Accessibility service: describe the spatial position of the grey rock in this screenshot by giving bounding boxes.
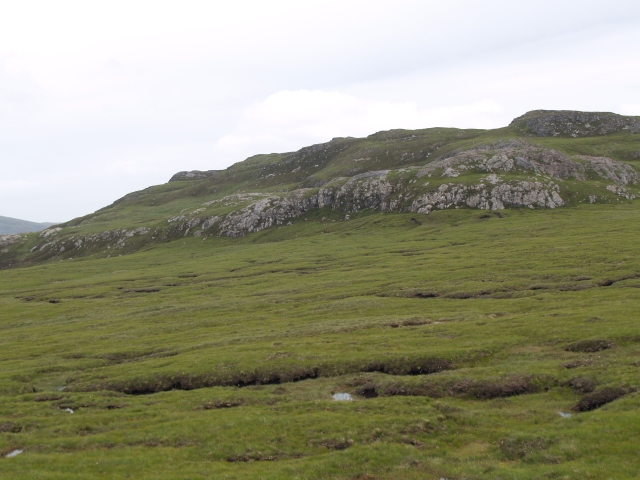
[207,172,565,237]
[39,227,62,238]
[201,216,221,230]
[410,181,563,213]
[186,218,202,229]
[417,140,585,180]
[169,170,221,182]
[29,227,151,255]
[0,234,22,248]
[511,110,640,137]
[606,184,636,199]
[576,156,639,185]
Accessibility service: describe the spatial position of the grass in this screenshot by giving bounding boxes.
[1,202,639,478]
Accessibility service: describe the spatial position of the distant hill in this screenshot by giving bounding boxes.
[0,216,56,234]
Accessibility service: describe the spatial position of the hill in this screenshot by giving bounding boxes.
[0,110,639,479]
[1,109,639,269]
[0,216,56,235]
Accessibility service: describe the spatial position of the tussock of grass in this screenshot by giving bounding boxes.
[573,386,633,411]
[565,377,597,393]
[565,339,613,352]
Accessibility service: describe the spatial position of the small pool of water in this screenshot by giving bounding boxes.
[332,393,353,401]
[558,411,572,418]
[6,449,23,458]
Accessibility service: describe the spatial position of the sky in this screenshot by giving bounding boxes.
[2,0,640,222]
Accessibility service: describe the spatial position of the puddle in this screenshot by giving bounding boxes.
[61,408,74,414]
[558,411,572,418]
[332,393,353,401]
[5,449,23,458]
[56,386,66,392]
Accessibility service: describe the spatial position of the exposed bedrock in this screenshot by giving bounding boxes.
[209,174,564,237]
[510,110,640,137]
[417,139,638,184]
[200,141,637,237]
[4,140,638,261]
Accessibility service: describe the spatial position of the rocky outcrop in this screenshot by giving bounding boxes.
[30,227,151,255]
[414,141,639,187]
[217,193,316,237]
[39,227,62,238]
[190,172,565,237]
[511,110,640,137]
[606,184,636,200]
[333,171,394,211]
[417,140,586,180]
[576,156,639,185]
[409,181,563,213]
[0,234,22,248]
[180,142,639,237]
[169,170,221,182]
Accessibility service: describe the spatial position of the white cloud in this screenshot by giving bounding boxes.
[620,104,640,116]
[217,91,503,156]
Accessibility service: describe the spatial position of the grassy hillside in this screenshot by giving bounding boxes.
[1,110,639,269]
[1,203,639,479]
[1,110,639,478]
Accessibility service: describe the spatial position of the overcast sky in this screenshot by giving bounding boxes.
[2,0,640,222]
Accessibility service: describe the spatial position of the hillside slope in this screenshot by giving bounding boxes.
[0,204,639,478]
[1,109,639,269]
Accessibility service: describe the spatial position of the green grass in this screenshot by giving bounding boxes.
[1,203,639,478]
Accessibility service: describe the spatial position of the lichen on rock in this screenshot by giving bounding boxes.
[0,234,22,248]
[510,110,640,137]
[416,140,586,180]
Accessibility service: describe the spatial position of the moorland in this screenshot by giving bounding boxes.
[1,110,639,479]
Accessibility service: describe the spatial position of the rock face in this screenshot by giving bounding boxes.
[30,227,151,255]
[175,140,635,237]
[0,234,22,248]
[204,176,565,237]
[575,156,639,185]
[410,181,564,214]
[413,140,639,185]
[511,110,640,137]
[169,170,221,182]
[606,184,636,200]
[417,140,585,180]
